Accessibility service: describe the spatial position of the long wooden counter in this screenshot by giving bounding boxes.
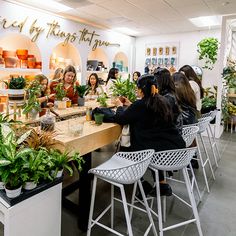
[54,116,121,156]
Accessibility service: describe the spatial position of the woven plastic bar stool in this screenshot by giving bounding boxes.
[149,147,203,236]
[201,110,221,167]
[184,117,215,193]
[87,149,157,236]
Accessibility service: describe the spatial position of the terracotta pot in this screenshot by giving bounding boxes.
[16,49,28,60]
[28,54,34,58]
[0,56,4,67]
[28,57,36,69]
[20,59,28,68]
[2,50,16,58]
[0,47,2,56]
[4,57,18,68]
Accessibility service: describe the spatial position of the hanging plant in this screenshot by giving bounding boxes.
[197,37,219,70]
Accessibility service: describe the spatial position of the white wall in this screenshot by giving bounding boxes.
[135,29,221,89]
[0,0,135,84]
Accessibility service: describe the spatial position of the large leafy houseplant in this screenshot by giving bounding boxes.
[21,147,54,186]
[222,65,236,92]
[23,80,42,116]
[111,77,137,102]
[197,37,219,70]
[0,130,32,190]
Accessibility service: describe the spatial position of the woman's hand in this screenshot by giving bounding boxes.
[123,97,132,107]
[49,94,55,99]
[114,98,123,107]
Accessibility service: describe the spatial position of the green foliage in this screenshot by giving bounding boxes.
[21,147,53,184]
[197,38,219,70]
[7,76,26,89]
[97,93,108,107]
[202,86,217,110]
[49,149,84,177]
[76,85,88,97]
[55,83,66,101]
[23,80,42,114]
[111,77,137,102]
[222,65,236,89]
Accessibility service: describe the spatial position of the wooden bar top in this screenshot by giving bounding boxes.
[54,116,121,156]
[15,100,115,125]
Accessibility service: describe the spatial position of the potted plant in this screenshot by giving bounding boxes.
[49,149,84,178]
[22,80,42,119]
[6,76,26,105]
[197,37,219,70]
[76,85,88,106]
[21,147,52,190]
[55,83,67,109]
[111,77,137,102]
[201,86,217,114]
[97,93,108,107]
[222,65,236,94]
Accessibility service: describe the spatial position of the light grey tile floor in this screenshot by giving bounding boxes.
[0,132,235,236]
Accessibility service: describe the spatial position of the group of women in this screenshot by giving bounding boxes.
[114,65,203,196]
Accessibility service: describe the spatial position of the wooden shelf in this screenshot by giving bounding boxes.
[86,71,108,74]
[228,94,236,98]
[0,68,41,73]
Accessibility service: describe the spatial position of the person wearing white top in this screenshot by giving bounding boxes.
[179,65,204,113]
[105,68,119,96]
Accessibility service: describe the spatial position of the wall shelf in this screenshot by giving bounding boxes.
[0,68,41,73]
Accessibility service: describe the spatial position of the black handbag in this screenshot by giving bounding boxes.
[181,104,197,125]
[92,107,116,123]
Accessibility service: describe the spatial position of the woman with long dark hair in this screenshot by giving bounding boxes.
[154,68,182,132]
[179,65,204,112]
[173,72,197,125]
[115,74,185,196]
[85,73,104,99]
[106,67,119,96]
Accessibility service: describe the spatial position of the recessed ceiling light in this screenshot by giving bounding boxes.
[189,15,222,27]
[113,27,139,36]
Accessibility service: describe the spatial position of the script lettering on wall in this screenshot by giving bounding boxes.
[0,16,120,50]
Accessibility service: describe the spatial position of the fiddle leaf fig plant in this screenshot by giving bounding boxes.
[197,37,219,70]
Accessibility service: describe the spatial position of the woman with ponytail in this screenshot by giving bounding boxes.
[115,74,185,196]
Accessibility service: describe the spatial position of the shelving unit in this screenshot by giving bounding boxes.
[0,68,41,73]
[228,93,236,98]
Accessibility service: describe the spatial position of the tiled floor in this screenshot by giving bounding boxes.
[61,132,236,236]
[0,132,235,235]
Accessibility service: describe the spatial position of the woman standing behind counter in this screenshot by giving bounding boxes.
[51,65,79,105]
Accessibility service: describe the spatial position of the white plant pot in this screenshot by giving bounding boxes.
[5,186,22,198]
[51,169,63,178]
[57,101,67,110]
[0,182,5,190]
[23,182,37,190]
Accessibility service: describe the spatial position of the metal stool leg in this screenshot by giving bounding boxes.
[87,176,97,236]
[206,126,219,167]
[111,184,114,229]
[154,170,164,236]
[189,164,202,201]
[209,124,221,161]
[138,180,158,236]
[183,168,203,236]
[199,134,215,180]
[195,138,210,193]
[119,185,134,236]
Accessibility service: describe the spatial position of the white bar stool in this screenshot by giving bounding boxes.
[185,117,215,193]
[149,147,203,236]
[201,110,221,167]
[87,149,157,236]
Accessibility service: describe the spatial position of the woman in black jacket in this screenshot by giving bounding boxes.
[115,74,185,196]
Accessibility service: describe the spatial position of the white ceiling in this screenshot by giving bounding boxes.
[6,0,236,36]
